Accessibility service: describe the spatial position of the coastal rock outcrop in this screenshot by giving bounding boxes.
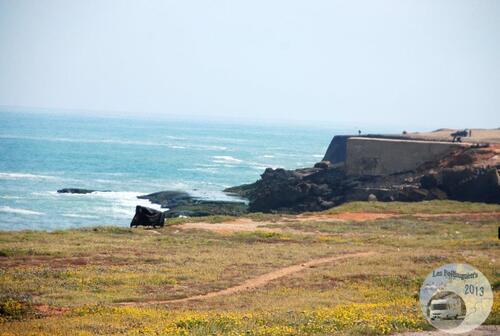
[434,167,500,203]
[227,164,359,212]
[137,191,248,218]
[57,188,110,194]
[227,146,500,213]
[137,191,191,208]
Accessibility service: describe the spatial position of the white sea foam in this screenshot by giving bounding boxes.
[31,191,59,197]
[0,135,226,151]
[246,160,277,171]
[62,214,99,219]
[0,172,59,181]
[179,167,219,174]
[94,206,134,217]
[312,154,323,158]
[212,156,242,164]
[195,163,219,168]
[251,166,270,171]
[165,135,187,140]
[262,155,275,158]
[93,179,118,184]
[199,145,228,151]
[89,191,163,218]
[39,190,163,218]
[95,172,128,176]
[0,135,163,147]
[0,206,44,216]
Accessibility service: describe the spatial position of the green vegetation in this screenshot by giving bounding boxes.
[0,200,498,335]
[322,200,500,214]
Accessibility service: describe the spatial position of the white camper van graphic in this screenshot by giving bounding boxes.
[429,292,466,321]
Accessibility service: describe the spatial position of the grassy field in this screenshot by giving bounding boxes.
[0,200,498,335]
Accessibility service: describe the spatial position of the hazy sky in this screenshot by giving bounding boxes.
[0,0,499,129]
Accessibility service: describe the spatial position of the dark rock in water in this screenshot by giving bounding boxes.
[137,190,248,218]
[130,206,165,227]
[224,183,255,199]
[165,210,212,218]
[57,188,109,194]
[163,200,247,218]
[137,191,191,208]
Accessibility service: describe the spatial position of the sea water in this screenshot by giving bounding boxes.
[0,111,353,230]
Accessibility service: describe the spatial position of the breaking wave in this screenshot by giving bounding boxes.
[62,214,99,219]
[0,206,45,216]
[212,156,243,164]
[0,172,60,181]
[0,135,227,151]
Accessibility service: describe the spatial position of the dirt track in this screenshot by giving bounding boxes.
[176,218,281,234]
[172,212,500,235]
[118,251,375,306]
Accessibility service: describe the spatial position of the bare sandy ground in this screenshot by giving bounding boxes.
[176,218,281,234]
[172,212,396,235]
[403,128,500,144]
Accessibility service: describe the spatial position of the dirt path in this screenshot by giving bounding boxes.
[412,212,500,219]
[297,212,396,222]
[174,218,282,234]
[297,211,500,222]
[172,212,399,235]
[118,251,375,307]
[172,211,500,235]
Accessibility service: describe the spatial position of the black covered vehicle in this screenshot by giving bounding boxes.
[130,206,166,228]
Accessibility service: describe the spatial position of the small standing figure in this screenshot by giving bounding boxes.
[358,130,361,136]
[469,129,472,137]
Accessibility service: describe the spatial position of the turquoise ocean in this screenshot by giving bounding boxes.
[0,111,372,230]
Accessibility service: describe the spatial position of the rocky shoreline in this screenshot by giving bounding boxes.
[226,144,500,213]
[58,134,500,218]
[137,191,247,218]
[57,188,248,218]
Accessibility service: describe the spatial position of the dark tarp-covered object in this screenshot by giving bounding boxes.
[130,206,165,227]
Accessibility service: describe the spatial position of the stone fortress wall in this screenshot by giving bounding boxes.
[344,137,467,176]
[323,134,468,176]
